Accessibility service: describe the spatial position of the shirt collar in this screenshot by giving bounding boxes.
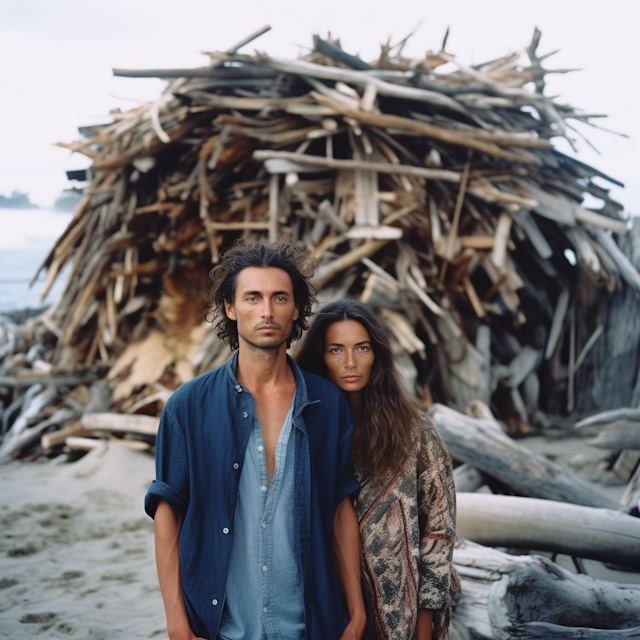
[224,350,315,418]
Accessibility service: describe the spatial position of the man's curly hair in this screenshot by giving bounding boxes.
[203,240,317,350]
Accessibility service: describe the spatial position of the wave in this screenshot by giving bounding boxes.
[0,210,73,311]
[0,208,72,251]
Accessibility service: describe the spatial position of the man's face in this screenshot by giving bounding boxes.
[224,267,300,351]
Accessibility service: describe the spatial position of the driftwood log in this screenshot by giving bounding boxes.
[429,403,615,508]
[456,492,640,569]
[576,408,640,428]
[80,412,160,436]
[453,463,488,493]
[586,420,640,450]
[508,622,640,639]
[65,436,151,452]
[453,538,640,640]
[621,462,640,511]
[0,405,79,464]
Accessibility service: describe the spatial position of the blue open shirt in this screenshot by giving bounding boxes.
[145,352,360,640]
[219,392,304,640]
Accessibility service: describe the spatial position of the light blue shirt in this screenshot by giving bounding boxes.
[218,391,304,640]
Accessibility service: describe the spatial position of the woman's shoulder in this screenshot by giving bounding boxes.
[415,412,452,468]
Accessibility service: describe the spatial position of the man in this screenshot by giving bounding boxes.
[145,241,366,640]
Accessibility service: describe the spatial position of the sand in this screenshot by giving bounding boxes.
[0,430,638,638]
[0,443,165,639]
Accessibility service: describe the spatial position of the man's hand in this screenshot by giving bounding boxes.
[334,498,366,640]
[166,617,205,640]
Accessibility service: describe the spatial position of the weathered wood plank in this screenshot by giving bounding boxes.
[81,412,159,436]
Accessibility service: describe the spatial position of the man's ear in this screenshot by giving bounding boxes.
[293,305,299,322]
[224,300,237,321]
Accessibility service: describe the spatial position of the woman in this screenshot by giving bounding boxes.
[296,300,460,640]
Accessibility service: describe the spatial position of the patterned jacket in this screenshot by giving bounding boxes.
[354,416,461,640]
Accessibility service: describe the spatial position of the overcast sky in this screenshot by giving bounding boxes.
[1,0,638,215]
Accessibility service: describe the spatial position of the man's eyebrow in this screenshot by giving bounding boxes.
[240,289,291,296]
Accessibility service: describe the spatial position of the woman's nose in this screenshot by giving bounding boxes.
[345,350,356,368]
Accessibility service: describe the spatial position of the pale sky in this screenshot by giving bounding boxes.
[1,0,638,215]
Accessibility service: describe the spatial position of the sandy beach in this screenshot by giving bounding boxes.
[0,429,638,638]
[0,443,165,639]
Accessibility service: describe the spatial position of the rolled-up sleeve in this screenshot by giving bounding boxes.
[416,418,460,612]
[144,407,190,518]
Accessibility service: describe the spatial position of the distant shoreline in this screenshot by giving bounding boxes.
[0,189,83,212]
[0,192,39,210]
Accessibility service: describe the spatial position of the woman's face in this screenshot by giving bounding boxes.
[323,319,375,394]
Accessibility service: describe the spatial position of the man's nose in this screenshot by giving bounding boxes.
[260,300,273,318]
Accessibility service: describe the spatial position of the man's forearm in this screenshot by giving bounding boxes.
[155,500,198,640]
[333,497,366,639]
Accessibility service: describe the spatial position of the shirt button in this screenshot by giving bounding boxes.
[223,528,229,534]
[261,485,267,491]
[212,599,218,605]
[258,445,264,451]
[262,522,267,528]
[233,463,239,469]
[235,384,242,392]
[243,412,248,418]
[263,607,268,613]
[262,565,268,571]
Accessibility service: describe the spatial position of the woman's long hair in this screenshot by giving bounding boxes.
[296,300,422,482]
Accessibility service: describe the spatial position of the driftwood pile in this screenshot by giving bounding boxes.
[13,29,640,425]
[1,27,640,635]
[2,28,638,448]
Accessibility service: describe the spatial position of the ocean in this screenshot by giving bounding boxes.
[0,208,73,313]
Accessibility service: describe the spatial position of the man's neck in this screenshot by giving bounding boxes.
[235,342,293,391]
